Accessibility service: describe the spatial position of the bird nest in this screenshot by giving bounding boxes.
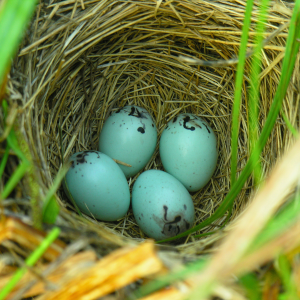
[6,0,297,255]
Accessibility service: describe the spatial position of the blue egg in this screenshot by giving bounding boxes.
[132,170,195,240]
[99,105,157,178]
[159,113,217,192]
[64,151,130,221]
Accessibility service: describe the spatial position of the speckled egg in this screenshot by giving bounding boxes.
[99,105,157,178]
[159,113,217,192]
[132,170,195,240]
[63,150,130,221]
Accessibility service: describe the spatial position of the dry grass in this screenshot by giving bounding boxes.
[6,0,298,255]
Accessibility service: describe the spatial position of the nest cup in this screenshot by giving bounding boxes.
[11,0,296,251]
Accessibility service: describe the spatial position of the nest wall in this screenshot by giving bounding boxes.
[9,0,298,252]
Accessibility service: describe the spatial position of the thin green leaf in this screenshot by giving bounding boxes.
[1,101,28,184]
[281,110,299,138]
[1,99,31,201]
[42,165,69,206]
[3,100,28,162]
[239,273,261,300]
[2,99,8,117]
[58,125,82,217]
[194,230,219,239]
[0,101,10,179]
[6,127,28,162]
[0,227,61,300]
[42,165,70,223]
[277,254,292,288]
[276,254,298,299]
[0,0,38,84]
[231,0,255,186]
[1,161,30,199]
[194,220,228,238]
[158,0,300,244]
[248,0,270,184]
[42,196,60,224]
[0,144,10,179]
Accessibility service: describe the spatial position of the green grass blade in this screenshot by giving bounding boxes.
[194,230,219,239]
[1,161,30,199]
[58,125,82,217]
[230,0,255,186]
[2,100,28,162]
[158,0,300,243]
[0,227,61,300]
[276,254,298,299]
[0,0,38,84]
[281,110,299,138]
[248,0,270,184]
[3,101,27,161]
[42,196,60,224]
[1,99,8,116]
[0,144,10,179]
[1,99,31,199]
[0,102,11,185]
[239,273,261,300]
[6,126,28,162]
[256,2,300,147]
[42,165,69,224]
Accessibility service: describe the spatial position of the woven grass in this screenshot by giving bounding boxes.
[7,0,298,255]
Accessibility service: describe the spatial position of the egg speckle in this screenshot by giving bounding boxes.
[159,113,217,192]
[99,105,157,178]
[64,150,130,221]
[132,170,195,240]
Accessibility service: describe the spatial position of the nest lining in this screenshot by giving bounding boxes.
[8,0,298,252]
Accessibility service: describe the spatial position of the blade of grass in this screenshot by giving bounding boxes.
[281,110,299,138]
[42,196,60,224]
[0,0,38,84]
[0,101,12,180]
[276,254,298,299]
[6,126,28,163]
[230,0,255,186]
[2,100,27,162]
[1,160,30,199]
[0,227,61,300]
[42,165,69,223]
[3,98,43,227]
[239,273,261,300]
[158,0,300,243]
[0,144,10,179]
[248,0,270,185]
[42,165,69,207]
[58,124,83,217]
[194,229,220,239]
[1,100,31,200]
